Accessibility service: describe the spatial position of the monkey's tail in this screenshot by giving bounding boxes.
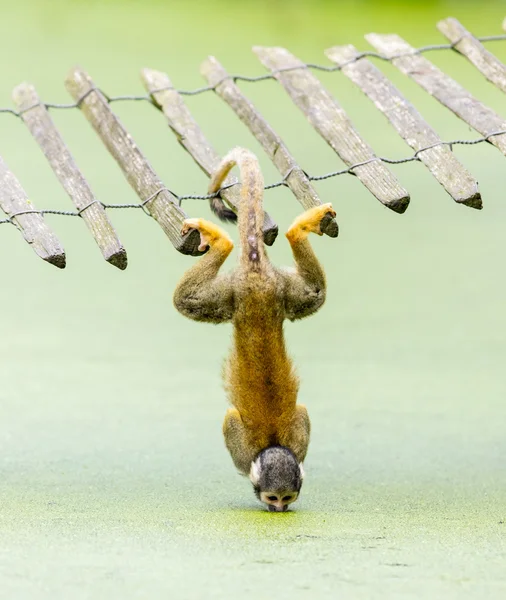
[209,147,265,271]
[209,197,238,223]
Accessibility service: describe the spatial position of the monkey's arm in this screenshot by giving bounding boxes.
[222,408,256,475]
[173,218,235,323]
[281,204,335,321]
[279,405,311,463]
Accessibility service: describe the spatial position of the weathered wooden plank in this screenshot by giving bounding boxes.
[366,34,506,155]
[12,82,127,269]
[0,154,65,267]
[325,44,481,209]
[253,46,410,214]
[65,66,202,256]
[438,18,506,95]
[200,56,338,236]
[140,67,278,246]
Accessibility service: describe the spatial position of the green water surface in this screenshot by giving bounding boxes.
[0,1,505,598]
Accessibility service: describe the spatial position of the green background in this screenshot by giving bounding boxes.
[0,0,505,598]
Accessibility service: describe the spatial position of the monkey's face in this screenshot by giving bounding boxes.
[258,490,299,512]
[249,446,304,512]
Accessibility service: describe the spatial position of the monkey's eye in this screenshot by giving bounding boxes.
[267,495,278,502]
[282,496,292,502]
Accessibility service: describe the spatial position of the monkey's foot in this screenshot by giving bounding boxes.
[181,218,234,252]
[286,203,336,241]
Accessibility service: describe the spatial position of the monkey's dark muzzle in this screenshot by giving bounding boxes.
[268,504,288,512]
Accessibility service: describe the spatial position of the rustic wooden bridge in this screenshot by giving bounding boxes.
[1,16,505,269]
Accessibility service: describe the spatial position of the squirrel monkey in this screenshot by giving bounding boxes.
[173,148,335,512]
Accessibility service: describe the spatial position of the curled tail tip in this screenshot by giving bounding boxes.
[226,145,253,156]
[222,146,259,165]
[210,197,238,223]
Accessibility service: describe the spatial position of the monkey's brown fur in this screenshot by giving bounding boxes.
[173,148,334,476]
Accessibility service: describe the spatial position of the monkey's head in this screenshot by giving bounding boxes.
[249,446,304,512]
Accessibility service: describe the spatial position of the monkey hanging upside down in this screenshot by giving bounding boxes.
[173,148,335,512]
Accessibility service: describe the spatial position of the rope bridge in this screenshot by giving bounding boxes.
[0,17,505,269]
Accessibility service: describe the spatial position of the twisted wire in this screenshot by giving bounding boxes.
[1,129,504,225]
[1,34,505,225]
[0,34,504,115]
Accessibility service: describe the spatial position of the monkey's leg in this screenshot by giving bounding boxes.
[282,204,336,321]
[280,404,311,464]
[223,408,256,475]
[173,218,235,323]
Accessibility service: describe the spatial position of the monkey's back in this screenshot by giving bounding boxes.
[223,270,300,446]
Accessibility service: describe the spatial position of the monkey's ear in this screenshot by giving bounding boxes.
[299,463,305,480]
[249,460,260,485]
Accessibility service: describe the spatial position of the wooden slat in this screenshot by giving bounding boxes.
[200,56,338,237]
[0,154,65,268]
[325,45,481,209]
[64,66,202,256]
[366,34,506,155]
[438,18,506,94]
[12,82,127,269]
[253,46,410,214]
[140,68,278,246]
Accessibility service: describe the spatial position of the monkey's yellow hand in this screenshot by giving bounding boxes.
[181,218,233,252]
[286,203,336,241]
